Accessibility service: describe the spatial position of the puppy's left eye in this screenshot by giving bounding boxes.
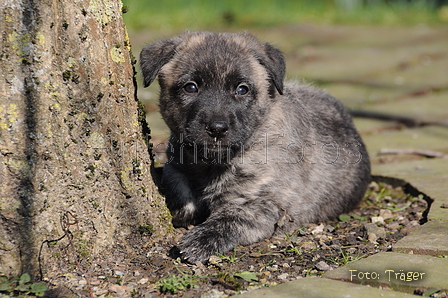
[236,84,249,96]
[184,82,198,93]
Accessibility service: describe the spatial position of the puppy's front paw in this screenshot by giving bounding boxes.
[176,225,235,264]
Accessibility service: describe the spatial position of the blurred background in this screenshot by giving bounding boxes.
[121,0,448,165]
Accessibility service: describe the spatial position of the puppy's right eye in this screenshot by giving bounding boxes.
[183,82,198,93]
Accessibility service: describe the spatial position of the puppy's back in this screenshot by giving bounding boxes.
[256,82,371,223]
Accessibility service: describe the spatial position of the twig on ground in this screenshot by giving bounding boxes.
[378,148,448,159]
[350,109,448,129]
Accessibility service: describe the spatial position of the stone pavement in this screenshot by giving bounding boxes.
[235,25,448,298]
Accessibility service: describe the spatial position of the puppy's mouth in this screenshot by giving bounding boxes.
[183,129,232,149]
[202,139,229,153]
[181,127,243,157]
[200,139,241,156]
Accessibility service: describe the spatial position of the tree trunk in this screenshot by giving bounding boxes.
[0,0,171,281]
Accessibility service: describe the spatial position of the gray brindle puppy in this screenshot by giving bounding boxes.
[140,31,371,263]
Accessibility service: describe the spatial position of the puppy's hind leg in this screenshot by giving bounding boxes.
[176,202,280,263]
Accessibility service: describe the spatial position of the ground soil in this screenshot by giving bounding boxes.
[42,180,436,298]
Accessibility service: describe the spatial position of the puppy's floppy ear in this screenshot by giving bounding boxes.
[243,32,286,95]
[139,35,183,87]
[260,42,286,95]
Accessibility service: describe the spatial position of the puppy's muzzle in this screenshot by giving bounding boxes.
[205,121,229,139]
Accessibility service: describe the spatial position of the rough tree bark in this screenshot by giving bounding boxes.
[0,0,171,282]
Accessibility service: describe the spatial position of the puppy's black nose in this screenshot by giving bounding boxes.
[206,121,229,139]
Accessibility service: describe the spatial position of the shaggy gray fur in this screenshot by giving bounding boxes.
[140,31,371,263]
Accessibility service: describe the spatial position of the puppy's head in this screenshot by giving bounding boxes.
[140,31,285,157]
